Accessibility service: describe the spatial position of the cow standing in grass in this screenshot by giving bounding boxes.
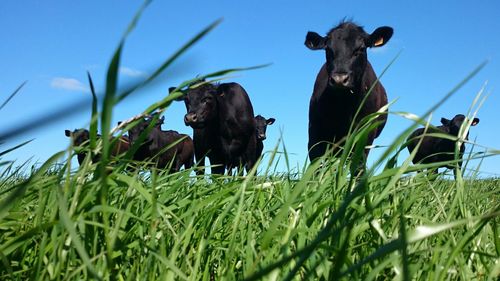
[173,82,256,174]
[305,21,393,163]
[126,116,194,172]
[407,114,480,178]
[64,129,130,165]
[254,115,275,159]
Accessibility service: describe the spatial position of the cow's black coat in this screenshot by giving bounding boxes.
[305,21,393,162]
[407,114,479,176]
[127,116,194,172]
[174,82,256,174]
[64,129,130,165]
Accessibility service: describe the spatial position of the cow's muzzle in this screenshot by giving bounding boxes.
[332,73,350,86]
[329,72,354,89]
[184,113,198,125]
[184,113,206,128]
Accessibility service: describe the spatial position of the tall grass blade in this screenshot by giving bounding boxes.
[0,81,26,111]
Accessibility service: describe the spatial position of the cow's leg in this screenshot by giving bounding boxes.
[193,137,207,175]
[184,152,194,170]
[244,136,257,174]
[173,157,183,173]
[208,153,225,175]
[195,153,206,175]
[211,163,225,175]
[218,137,247,174]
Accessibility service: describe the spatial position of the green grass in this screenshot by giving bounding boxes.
[0,4,499,280]
[0,148,498,280]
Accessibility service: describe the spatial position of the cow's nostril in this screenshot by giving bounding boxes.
[329,76,336,85]
[333,73,349,85]
[341,75,349,85]
[185,113,198,123]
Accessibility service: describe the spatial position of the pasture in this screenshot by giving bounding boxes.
[0,2,499,280]
[0,130,498,280]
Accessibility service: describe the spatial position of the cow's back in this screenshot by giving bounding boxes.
[216,83,256,166]
[217,83,255,135]
[407,126,459,165]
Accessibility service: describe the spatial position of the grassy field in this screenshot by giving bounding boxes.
[0,138,498,280]
[1,4,499,280]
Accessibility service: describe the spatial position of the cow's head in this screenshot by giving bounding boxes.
[127,115,163,145]
[305,21,393,90]
[172,83,219,129]
[440,114,479,137]
[65,129,90,146]
[255,115,275,141]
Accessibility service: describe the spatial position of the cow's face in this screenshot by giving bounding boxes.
[177,84,218,129]
[255,115,275,141]
[65,129,90,146]
[441,114,480,137]
[305,22,393,90]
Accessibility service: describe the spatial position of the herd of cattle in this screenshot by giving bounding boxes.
[65,21,480,177]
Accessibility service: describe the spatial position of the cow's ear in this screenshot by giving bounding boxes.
[305,32,327,50]
[471,118,480,126]
[266,118,276,125]
[440,117,451,126]
[368,26,393,48]
[169,87,185,101]
[65,130,71,137]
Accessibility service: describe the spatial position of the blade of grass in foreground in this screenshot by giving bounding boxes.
[0,81,26,112]
[57,186,102,280]
[116,19,223,102]
[95,2,152,277]
[0,151,64,221]
[0,10,220,142]
[0,139,33,158]
[245,61,489,281]
[87,72,99,152]
[339,210,500,278]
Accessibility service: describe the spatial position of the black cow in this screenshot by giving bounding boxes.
[305,21,393,162]
[173,82,256,174]
[127,116,194,172]
[64,129,130,165]
[254,115,275,159]
[407,114,480,177]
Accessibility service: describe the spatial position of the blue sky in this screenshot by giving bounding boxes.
[1,0,499,176]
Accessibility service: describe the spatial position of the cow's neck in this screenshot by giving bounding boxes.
[360,61,378,95]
